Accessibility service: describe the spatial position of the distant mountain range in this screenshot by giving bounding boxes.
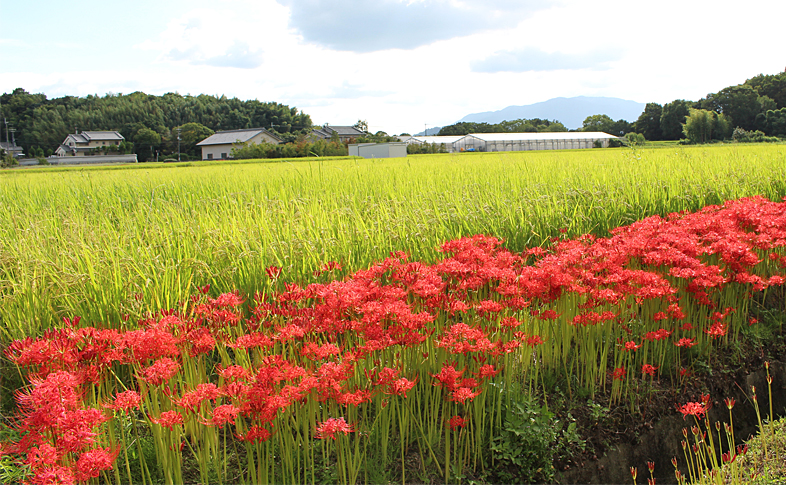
[416,96,646,135]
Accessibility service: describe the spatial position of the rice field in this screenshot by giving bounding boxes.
[1,145,785,341]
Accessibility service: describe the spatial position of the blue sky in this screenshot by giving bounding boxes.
[1,0,784,134]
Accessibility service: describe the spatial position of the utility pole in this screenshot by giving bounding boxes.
[177,127,181,162]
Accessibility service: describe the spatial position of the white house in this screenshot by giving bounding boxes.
[196,128,282,160]
[55,131,124,156]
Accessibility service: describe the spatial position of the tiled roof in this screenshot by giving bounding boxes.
[197,128,282,146]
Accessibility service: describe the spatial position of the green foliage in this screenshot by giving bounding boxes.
[682,108,716,144]
[624,132,646,146]
[231,139,347,159]
[438,118,567,136]
[0,149,17,168]
[635,103,664,141]
[407,142,447,154]
[176,122,214,158]
[356,131,399,144]
[0,88,312,159]
[756,107,786,136]
[488,397,558,483]
[661,99,694,140]
[745,71,786,109]
[700,85,763,131]
[731,127,781,143]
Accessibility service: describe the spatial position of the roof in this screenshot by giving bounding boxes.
[196,128,282,146]
[464,132,618,141]
[411,136,465,144]
[80,131,124,141]
[312,126,366,138]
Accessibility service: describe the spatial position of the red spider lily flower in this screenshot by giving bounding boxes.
[150,411,183,430]
[647,461,655,473]
[641,364,658,376]
[723,397,735,410]
[387,378,417,398]
[211,292,245,307]
[526,334,545,347]
[737,443,748,456]
[624,341,641,352]
[450,387,482,403]
[476,364,499,380]
[500,316,522,328]
[431,366,463,391]
[315,417,354,440]
[677,401,708,420]
[680,322,694,331]
[643,329,672,341]
[630,467,637,480]
[612,367,626,380]
[748,317,758,326]
[104,390,141,413]
[265,265,282,280]
[141,357,181,386]
[448,415,466,430]
[300,342,342,360]
[75,446,119,482]
[653,311,667,321]
[209,404,240,428]
[174,383,219,412]
[674,338,698,348]
[336,389,372,406]
[722,451,736,463]
[217,364,252,382]
[704,321,727,338]
[236,425,273,443]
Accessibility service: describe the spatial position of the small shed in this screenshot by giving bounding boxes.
[348,142,408,159]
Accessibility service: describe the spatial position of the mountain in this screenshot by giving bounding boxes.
[455,96,646,130]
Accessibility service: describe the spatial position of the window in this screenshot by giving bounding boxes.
[221,153,227,159]
[207,153,213,160]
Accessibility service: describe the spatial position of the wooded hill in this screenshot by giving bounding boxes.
[0,90,312,160]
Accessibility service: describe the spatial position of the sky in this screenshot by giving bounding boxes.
[1,0,784,135]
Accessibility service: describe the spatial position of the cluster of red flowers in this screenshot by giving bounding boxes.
[2,196,785,482]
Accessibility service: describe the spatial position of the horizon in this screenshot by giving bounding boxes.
[1,0,784,135]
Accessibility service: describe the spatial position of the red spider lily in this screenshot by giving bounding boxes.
[150,411,183,431]
[387,378,417,397]
[265,265,282,280]
[647,461,655,473]
[211,292,245,307]
[448,415,467,430]
[315,417,354,440]
[104,390,141,413]
[612,367,626,380]
[677,397,710,420]
[174,383,219,412]
[641,364,658,376]
[476,364,499,380]
[624,341,641,352]
[431,365,464,391]
[450,387,482,403]
[75,447,119,482]
[208,404,240,428]
[300,342,342,360]
[141,357,181,386]
[336,389,372,406]
[723,397,736,410]
[704,321,728,338]
[680,322,694,331]
[236,425,273,443]
[674,338,698,348]
[643,329,672,342]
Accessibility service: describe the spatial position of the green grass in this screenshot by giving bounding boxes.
[1,144,786,340]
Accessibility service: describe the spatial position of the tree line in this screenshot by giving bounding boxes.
[436,72,786,144]
[0,89,312,161]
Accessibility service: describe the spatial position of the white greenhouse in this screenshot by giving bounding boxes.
[454,132,619,152]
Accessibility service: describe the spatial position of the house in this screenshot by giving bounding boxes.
[0,141,24,158]
[310,125,365,143]
[196,128,282,160]
[55,131,125,156]
[348,142,408,159]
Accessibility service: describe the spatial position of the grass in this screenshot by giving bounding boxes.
[1,144,785,341]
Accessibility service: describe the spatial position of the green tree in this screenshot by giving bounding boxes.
[682,108,730,143]
[745,72,786,108]
[756,108,786,136]
[581,114,615,133]
[176,122,214,157]
[133,127,161,162]
[699,85,761,131]
[634,103,663,140]
[353,120,369,133]
[660,100,693,140]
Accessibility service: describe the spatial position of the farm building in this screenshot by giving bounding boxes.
[407,136,465,153]
[454,132,618,152]
[55,131,125,157]
[349,142,408,159]
[196,128,281,160]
